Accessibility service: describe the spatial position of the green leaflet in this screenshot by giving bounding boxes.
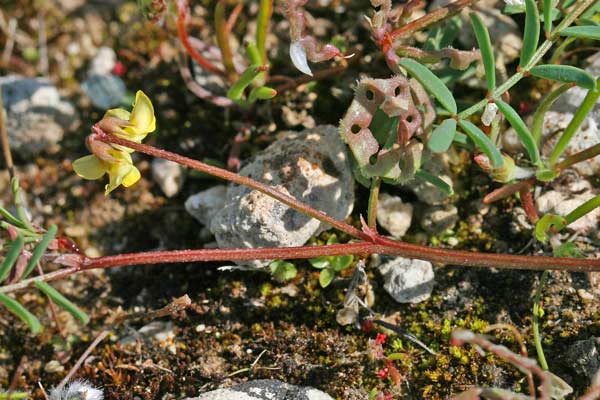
[319,268,335,288]
[530,64,595,89]
[0,234,23,282]
[559,25,600,40]
[520,0,540,68]
[458,120,504,169]
[22,224,57,279]
[35,281,90,325]
[398,58,457,114]
[494,99,542,166]
[414,169,454,196]
[428,119,457,153]
[269,260,297,282]
[469,12,495,91]
[0,293,41,334]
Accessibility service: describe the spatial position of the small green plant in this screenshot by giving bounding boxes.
[308,235,353,287]
[0,179,88,333]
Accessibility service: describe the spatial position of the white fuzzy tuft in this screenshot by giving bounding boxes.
[49,380,104,400]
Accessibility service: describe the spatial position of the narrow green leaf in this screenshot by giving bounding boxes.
[414,169,454,196]
[319,268,335,288]
[0,293,41,334]
[429,118,457,153]
[248,86,277,102]
[22,224,57,279]
[35,281,90,325]
[494,99,542,166]
[398,58,457,114]
[227,65,265,101]
[0,234,24,282]
[503,4,525,14]
[458,120,504,168]
[559,25,600,40]
[520,0,540,68]
[469,12,495,91]
[531,83,572,144]
[543,0,554,34]
[530,64,595,89]
[0,206,26,228]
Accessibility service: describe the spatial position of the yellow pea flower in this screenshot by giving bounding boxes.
[102,90,156,149]
[73,147,142,195]
[72,90,155,195]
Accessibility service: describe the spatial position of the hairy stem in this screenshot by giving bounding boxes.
[556,143,600,172]
[389,0,478,41]
[5,235,600,294]
[97,132,368,240]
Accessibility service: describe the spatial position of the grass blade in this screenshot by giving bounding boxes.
[559,25,600,40]
[428,119,457,153]
[0,293,42,333]
[458,120,504,168]
[398,58,457,114]
[22,224,57,279]
[469,12,495,91]
[0,206,26,228]
[494,99,542,166]
[530,64,595,89]
[520,0,540,68]
[0,234,24,282]
[35,281,90,325]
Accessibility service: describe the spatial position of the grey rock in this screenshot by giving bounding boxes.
[81,74,126,109]
[209,126,354,266]
[184,379,333,400]
[420,204,458,235]
[152,158,185,198]
[376,193,413,238]
[185,185,228,226]
[377,256,434,303]
[564,338,600,386]
[536,190,600,234]
[1,75,78,156]
[407,153,453,205]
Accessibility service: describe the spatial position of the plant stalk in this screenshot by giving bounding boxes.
[532,270,550,370]
[97,132,368,241]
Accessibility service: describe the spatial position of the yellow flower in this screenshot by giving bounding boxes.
[72,90,155,195]
[102,90,156,149]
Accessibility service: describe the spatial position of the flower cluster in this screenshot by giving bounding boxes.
[73,91,155,195]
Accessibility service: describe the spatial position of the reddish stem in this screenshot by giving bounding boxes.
[519,185,539,224]
[176,0,226,77]
[97,131,368,241]
[388,0,477,42]
[483,178,536,204]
